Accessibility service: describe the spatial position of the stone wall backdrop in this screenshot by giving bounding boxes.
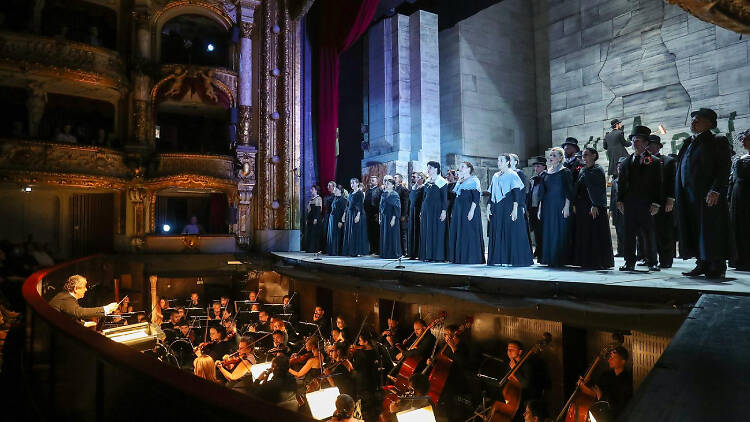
[535,0,750,169]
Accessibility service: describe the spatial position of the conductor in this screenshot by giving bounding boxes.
[49,275,118,322]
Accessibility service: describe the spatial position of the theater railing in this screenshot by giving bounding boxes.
[22,255,314,422]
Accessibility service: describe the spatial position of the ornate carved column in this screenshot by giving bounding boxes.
[236,145,257,246]
[128,186,147,251]
[25,82,47,139]
[131,9,153,147]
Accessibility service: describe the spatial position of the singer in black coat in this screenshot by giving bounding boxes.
[395,182,410,254]
[653,151,677,268]
[364,182,382,254]
[675,130,732,274]
[617,149,662,269]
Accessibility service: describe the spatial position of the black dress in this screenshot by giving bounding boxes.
[326,195,347,256]
[539,168,573,266]
[303,195,323,253]
[342,190,369,256]
[420,179,448,261]
[379,190,402,259]
[730,155,750,270]
[448,179,485,264]
[572,164,614,269]
[407,185,424,258]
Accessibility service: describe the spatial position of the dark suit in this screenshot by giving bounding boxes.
[563,156,584,181]
[49,292,105,320]
[617,152,663,267]
[527,171,546,259]
[395,184,410,254]
[654,153,677,267]
[609,176,625,256]
[675,131,732,272]
[364,186,382,254]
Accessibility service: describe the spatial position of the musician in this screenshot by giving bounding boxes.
[428,324,473,421]
[379,317,407,361]
[387,374,433,415]
[220,295,233,318]
[351,330,381,422]
[209,302,223,320]
[188,292,202,308]
[253,355,298,405]
[577,346,633,419]
[49,275,118,322]
[217,336,256,394]
[505,341,546,409]
[249,308,271,333]
[269,330,291,356]
[523,399,551,422]
[175,306,186,322]
[312,305,331,338]
[331,394,363,422]
[335,315,353,345]
[271,318,290,345]
[197,325,236,362]
[325,342,354,395]
[248,290,264,304]
[395,318,436,363]
[289,336,323,381]
[115,296,132,314]
[193,355,221,384]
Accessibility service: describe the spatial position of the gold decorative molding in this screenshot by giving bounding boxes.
[151,1,234,31]
[667,0,750,34]
[142,174,237,192]
[181,235,201,250]
[0,31,127,97]
[0,169,127,190]
[238,105,253,144]
[154,153,235,179]
[151,65,236,107]
[240,22,255,38]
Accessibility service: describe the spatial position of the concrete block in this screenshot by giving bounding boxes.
[660,14,688,43]
[682,74,719,101]
[687,14,714,33]
[663,27,716,59]
[563,14,581,35]
[565,44,602,72]
[582,62,603,85]
[693,92,750,117]
[551,105,585,129]
[548,0,580,23]
[567,82,603,108]
[718,66,750,96]
[689,43,748,79]
[582,20,613,47]
[550,69,582,94]
[716,26,745,48]
[551,92,567,111]
[550,32,582,59]
[585,99,611,123]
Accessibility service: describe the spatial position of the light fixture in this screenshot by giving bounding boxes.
[23,186,32,192]
[207,43,214,52]
[250,361,273,380]
[396,405,437,422]
[306,387,340,420]
[163,224,171,232]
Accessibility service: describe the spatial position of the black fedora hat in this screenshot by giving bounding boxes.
[610,118,622,128]
[629,125,652,141]
[647,134,663,147]
[561,137,580,151]
[690,108,718,128]
[531,156,547,166]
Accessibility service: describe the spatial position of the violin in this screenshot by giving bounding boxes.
[219,351,244,370]
[289,351,312,366]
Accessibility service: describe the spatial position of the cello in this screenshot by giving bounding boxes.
[487,333,552,422]
[423,316,473,405]
[379,311,446,422]
[556,335,624,422]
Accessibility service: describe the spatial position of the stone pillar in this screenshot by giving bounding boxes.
[25,82,47,139]
[238,20,255,145]
[365,11,440,177]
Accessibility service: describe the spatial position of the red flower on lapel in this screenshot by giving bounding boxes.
[641,155,653,165]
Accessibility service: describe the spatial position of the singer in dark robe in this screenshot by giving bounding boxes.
[445,169,458,257]
[487,154,533,266]
[364,175,382,255]
[448,161,485,264]
[303,185,323,253]
[675,108,732,279]
[538,147,573,267]
[326,185,348,256]
[573,147,614,269]
[322,181,336,253]
[407,173,425,259]
[527,157,547,259]
[610,157,627,257]
[379,178,402,259]
[395,173,410,254]
[420,161,448,262]
[342,179,369,257]
[730,129,750,270]
[648,135,677,268]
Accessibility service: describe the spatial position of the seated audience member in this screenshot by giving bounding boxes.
[55,123,77,144]
[182,215,205,235]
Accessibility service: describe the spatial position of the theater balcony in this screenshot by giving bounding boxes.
[0,30,127,102]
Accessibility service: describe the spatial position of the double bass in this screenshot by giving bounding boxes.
[556,335,623,422]
[422,316,473,405]
[487,333,552,422]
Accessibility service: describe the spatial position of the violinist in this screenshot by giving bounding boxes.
[269,330,291,357]
[249,308,271,333]
[395,318,436,363]
[188,292,202,308]
[219,295,233,317]
[576,346,632,419]
[324,342,353,395]
[289,336,323,381]
[116,296,133,314]
[175,306,186,322]
[217,337,256,394]
[270,318,290,345]
[253,355,298,405]
[209,302,223,320]
[247,290,264,305]
[312,305,331,338]
[379,317,406,361]
[335,315,353,345]
[196,325,236,362]
[351,330,380,422]
[193,355,221,384]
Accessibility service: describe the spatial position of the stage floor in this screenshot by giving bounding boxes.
[272,252,750,300]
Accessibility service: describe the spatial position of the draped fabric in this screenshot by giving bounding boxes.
[315,0,380,185]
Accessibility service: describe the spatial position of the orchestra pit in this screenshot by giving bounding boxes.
[0,1,749,422]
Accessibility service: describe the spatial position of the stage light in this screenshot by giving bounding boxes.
[163,224,171,232]
[250,361,274,380]
[24,186,32,192]
[207,43,214,52]
[396,405,437,422]
[305,387,340,420]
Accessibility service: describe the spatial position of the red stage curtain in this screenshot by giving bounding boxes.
[316,0,379,185]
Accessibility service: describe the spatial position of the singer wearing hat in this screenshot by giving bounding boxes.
[675,108,732,279]
[603,119,632,177]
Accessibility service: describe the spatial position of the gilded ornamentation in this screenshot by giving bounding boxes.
[181,235,201,250]
[667,0,750,34]
[238,105,253,145]
[134,100,150,144]
[155,153,234,179]
[240,22,255,38]
[151,1,234,31]
[152,65,236,107]
[0,31,127,95]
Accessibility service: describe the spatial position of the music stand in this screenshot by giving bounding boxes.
[185,307,204,318]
